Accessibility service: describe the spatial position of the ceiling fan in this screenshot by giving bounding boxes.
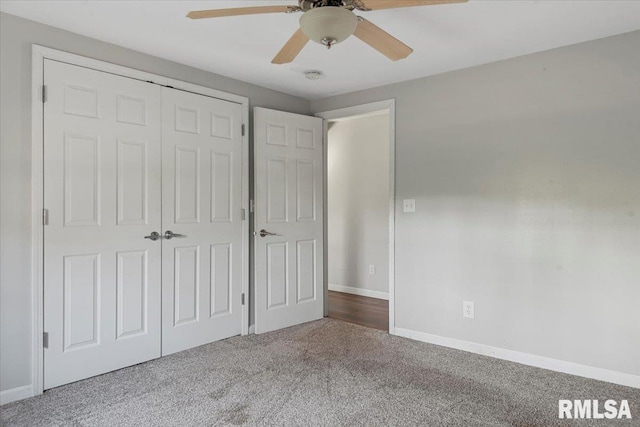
[187,0,467,64]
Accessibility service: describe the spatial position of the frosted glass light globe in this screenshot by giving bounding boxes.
[300,7,358,48]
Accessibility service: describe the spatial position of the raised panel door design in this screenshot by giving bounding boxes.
[64,84,98,118]
[117,94,147,126]
[161,87,243,356]
[211,152,232,223]
[296,240,316,303]
[211,114,233,139]
[116,250,147,339]
[174,246,200,326]
[44,59,162,390]
[175,105,200,134]
[296,160,315,222]
[64,133,100,226]
[296,128,314,149]
[254,107,323,334]
[266,123,286,146]
[267,158,287,223]
[117,140,147,225]
[63,254,100,351]
[210,244,232,317]
[267,242,288,310]
[175,147,200,224]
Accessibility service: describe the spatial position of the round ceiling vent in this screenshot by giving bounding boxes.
[304,70,324,80]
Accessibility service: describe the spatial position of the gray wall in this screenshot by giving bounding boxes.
[0,12,310,393]
[328,114,389,295]
[312,31,640,376]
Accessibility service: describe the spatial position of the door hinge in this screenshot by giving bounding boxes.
[42,85,47,103]
[43,208,49,226]
[241,124,246,136]
[241,293,246,306]
[241,208,246,221]
[249,199,254,213]
[43,332,49,349]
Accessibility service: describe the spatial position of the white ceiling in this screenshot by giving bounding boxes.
[2,0,639,100]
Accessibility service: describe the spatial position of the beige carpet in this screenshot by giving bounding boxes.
[1,319,638,426]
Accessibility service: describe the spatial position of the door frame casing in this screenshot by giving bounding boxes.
[31,45,250,396]
[315,100,396,334]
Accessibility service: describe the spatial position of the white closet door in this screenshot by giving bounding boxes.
[254,107,324,334]
[43,60,162,389]
[161,87,244,355]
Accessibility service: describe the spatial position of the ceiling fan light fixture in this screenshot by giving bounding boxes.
[299,7,358,49]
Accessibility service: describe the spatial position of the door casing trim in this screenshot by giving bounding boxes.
[315,100,396,334]
[31,44,250,397]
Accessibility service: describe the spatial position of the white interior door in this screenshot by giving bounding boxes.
[43,60,162,389]
[254,107,324,333]
[161,87,244,355]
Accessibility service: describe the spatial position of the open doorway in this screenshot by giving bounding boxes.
[318,101,395,332]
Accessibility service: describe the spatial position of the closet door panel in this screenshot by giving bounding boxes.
[161,87,243,355]
[43,60,162,389]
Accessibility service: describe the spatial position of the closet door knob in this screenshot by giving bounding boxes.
[164,230,185,240]
[144,231,161,241]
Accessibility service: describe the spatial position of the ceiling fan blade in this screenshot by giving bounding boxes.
[354,18,413,61]
[356,0,467,11]
[187,6,293,19]
[272,28,310,64]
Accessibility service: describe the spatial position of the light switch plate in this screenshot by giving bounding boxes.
[403,199,416,213]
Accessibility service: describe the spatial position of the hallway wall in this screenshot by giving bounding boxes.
[327,113,390,299]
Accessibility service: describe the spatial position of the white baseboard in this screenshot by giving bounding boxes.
[393,328,640,389]
[0,384,34,405]
[328,284,388,300]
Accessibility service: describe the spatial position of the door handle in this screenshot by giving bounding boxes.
[144,231,161,241]
[259,229,278,238]
[164,230,185,240]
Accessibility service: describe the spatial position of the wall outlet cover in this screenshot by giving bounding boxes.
[463,301,474,319]
[369,264,375,275]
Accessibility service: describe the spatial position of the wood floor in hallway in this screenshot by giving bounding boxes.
[327,291,389,331]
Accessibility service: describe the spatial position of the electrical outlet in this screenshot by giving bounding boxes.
[369,264,375,275]
[403,199,416,213]
[463,301,474,319]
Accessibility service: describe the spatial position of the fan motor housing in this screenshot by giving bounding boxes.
[299,0,357,11]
